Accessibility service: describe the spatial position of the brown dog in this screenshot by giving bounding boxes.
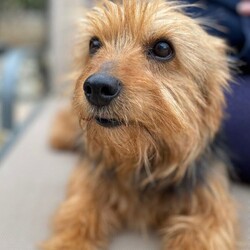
[43,0,238,249]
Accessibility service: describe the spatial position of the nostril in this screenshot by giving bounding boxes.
[85,85,92,95]
[101,85,117,96]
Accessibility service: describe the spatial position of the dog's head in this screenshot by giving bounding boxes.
[73,0,230,179]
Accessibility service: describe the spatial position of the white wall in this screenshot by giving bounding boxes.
[49,0,92,89]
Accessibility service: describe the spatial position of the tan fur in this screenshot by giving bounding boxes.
[49,107,80,150]
[42,1,238,249]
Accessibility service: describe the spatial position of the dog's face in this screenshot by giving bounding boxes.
[73,0,230,172]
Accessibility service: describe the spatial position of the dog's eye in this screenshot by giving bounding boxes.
[89,37,102,55]
[150,40,174,61]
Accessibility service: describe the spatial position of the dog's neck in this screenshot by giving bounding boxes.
[141,134,230,194]
[83,132,228,193]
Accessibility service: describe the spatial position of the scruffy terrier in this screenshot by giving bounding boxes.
[43,0,238,249]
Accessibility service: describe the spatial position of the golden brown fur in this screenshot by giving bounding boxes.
[42,0,238,249]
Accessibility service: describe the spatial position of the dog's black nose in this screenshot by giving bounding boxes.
[83,73,122,107]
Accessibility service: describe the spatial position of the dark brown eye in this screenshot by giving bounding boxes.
[150,40,174,61]
[89,37,102,55]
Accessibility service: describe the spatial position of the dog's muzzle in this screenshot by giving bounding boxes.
[83,73,122,107]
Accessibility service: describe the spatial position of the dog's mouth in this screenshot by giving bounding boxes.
[95,117,123,128]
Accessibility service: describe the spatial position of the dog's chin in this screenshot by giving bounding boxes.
[95,116,124,128]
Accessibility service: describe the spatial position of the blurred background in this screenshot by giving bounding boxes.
[0,0,92,158]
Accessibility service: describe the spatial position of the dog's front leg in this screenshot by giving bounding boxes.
[41,163,121,250]
[160,171,238,250]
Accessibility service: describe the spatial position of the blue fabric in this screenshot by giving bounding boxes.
[240,18,250,63]
[185,0,250,65]
[224,76,250,183]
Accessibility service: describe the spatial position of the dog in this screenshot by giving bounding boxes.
[42,0,238,249]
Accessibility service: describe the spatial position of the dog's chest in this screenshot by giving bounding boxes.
[97,172,173,229]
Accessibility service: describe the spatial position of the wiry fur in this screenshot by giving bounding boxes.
[42,1,238,249]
